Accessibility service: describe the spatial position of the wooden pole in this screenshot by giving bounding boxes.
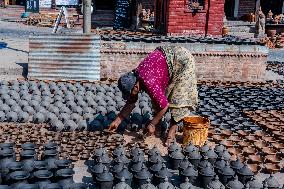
[83,0,92,33]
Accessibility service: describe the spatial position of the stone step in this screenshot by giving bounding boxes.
[228,32,256,38]
[224,20,256,27]
[227,26,255,33]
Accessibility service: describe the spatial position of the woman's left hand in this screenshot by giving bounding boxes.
[146,122,156,136]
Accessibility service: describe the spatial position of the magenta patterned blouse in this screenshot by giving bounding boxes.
[135,49,169,109]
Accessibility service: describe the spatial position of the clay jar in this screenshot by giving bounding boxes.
[33,170,53,189]
[21,150,37,172]
[55,159,72,170]
[154,164,172,185]
[115,165,133,186]
[187,149,201,168]
[199,162,215,188]
[3,161,22,183]
[207,175,225,189]
[237,164,254,184]
[230,158,244,172]
[148,152,164,167]
[247,176,263,189]
[42,150,58,170]
[7,171,30,188]
[169,148,184,170]
[96,167,114,189]
[218,161,235,185]
[178,157,190,174]
[204,148,218,164]
[90,158,104,182]
[0,148,16,170]
[43,183,62,189]
[134,164,152,187]
[181,163,198,185]
[55,168,75,187]
[226,176,244,189]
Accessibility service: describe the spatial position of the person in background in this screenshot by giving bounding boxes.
[109,45,198,146]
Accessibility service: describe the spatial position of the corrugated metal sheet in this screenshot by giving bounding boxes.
[28,34,101,81]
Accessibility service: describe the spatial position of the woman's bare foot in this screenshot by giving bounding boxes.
[164,125,177,147]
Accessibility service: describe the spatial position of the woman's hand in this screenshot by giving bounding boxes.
[108,116,122,132]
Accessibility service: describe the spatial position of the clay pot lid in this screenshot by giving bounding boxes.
[150,159,163,172]
[155,164,172,179]
[113,177,132,189]
[214,144,225,154]
[116,165,133,180]
[55,159,72,167]
[7,161,22,171]
[9,170,30,180]
[231,157,244,170]
[112,144,125,157]
[94,144,105,157]
[157,177,175,189]
[132,152,147,163]
[149,152,164,163]
[248,155,261,163]
[34,169,53,179]
[200,141,210,153]
[139,178,157,189]
[131,160,144,173]
[91,158,104,174]
[21,143,36,150]
[208,175,225,189]
[148,145,161,156]
[178,157,190,170]
[215,157,226,170]
[100,150,112,164]
[187,149,201,160]
[198,156,210,170]
[180,177,194,189]
[205,148,218,159]
[0,148,14,156]
[262,147,277,155]
[116,152,130,165]
[96,166,114,182]
[226,176,244,189]
[200,162,215,176]
[168,140,181,152]
[264,174,280,188]
[219,161,235,176]
[181,163,198,177]
[21,150,36,157]
[247,176,263,189]
[237,164,254,176]
[112,159,124,173]
[169,149,184,160]
[34,161,47,170]
[254,141,267,149]
[134,164,152,180]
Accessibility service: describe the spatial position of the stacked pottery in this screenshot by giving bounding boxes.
[134,164,152,187]
[96,166,114,189]
[199,162,215,188]
[55,168,75,187]
[180,177,195,189]
[32,170,53,189]
[157,177,175,189]
[114,165,133,186]
[207,175,225,189]
[154,164,172,185]
[90,158,105,182]
[218,161,235,185]
[226,176,244,189]
[181,163,198,185]
[237,164,254,184]
[113,177,132,189]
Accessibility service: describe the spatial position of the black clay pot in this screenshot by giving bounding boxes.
[113,177,132,189]
[134,164,152,187]
[180,177,194,189]
[0,185,9,189]
[44,143,58,151]
[214,157,226,173]
[42,150,58,170]
[3,161,22,183]
[168,141,181,154]
[263,174,280,189]
[148,145,160,157]
[33,170,53,189]
[199,162,215,188]
[16,183,40,189]
[188,149,201,168]
[111,159,124,174]
[184,142,197,156]
[55,168,74,187]
[205,148,218,165]
[112,145,125,158]
[155,164,172,185]
[148,152,164,167]
[90,158,104,182]
[157,177,175,189]
[55,159,72,170]
[21,150,36,172]
[65,183,88,189]
[96,166,114,189]
[43,183,62,189]
[7,171,30,188]
[115,165,133,186]
[131,160,144,174]
[21,143,36,151]
[169,149,184,170]
[230,158,244,172]
[181,163,198,185]
[226,176,244,189]
[219,161,235,185]
[0,148,15,170]
[34,161,48,171]
[237,165,254,184]
[178,157,191,175]
[132,152,146,165]
[149,159,163,175]
[207,175,225,189]
[247,176,263,189]
[100,150,112,168]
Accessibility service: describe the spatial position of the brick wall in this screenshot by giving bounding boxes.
[166,0,225,36]
[100,41,268,82]
[238,0,255,18]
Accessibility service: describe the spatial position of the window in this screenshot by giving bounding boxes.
[188,0,204,10]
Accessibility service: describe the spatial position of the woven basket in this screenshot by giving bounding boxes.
[183,115,210,146]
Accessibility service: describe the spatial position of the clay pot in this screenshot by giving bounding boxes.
[187,149,201,168]
[169,149,184,170]
[181,163,198,185]
[90,158,104,182]
[134,164,152,187]
[262,147,277,155]
[226,176,244,189]
[7,171,30,188]
[254,141,267,150]
[264,174,281,189]
[55,168,75,187]
[115,165,133,186]
[237,164,254,184]
[42,150,58,170]
[33,170,53,189]
[264,163,280,174]
[264,155,281,163]
[199,162,215,188]
[243,147,257,155]
[246,164,261,174]
[218,161,235,185]
[247,176,263,189]
[0,148,16,170]
[96,166,114,189]
[154,164,172,185]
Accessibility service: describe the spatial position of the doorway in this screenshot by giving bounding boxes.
[260,0,283,16]
[94,0,115,10]
[224,0,235,19]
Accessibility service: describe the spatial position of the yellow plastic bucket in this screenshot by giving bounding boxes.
[183,115,210,146]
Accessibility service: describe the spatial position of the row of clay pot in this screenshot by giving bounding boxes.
[87,141,282,189]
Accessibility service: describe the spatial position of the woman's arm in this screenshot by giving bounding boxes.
[149,104,169,126]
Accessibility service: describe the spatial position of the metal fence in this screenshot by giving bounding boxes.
[28,34,100,81]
